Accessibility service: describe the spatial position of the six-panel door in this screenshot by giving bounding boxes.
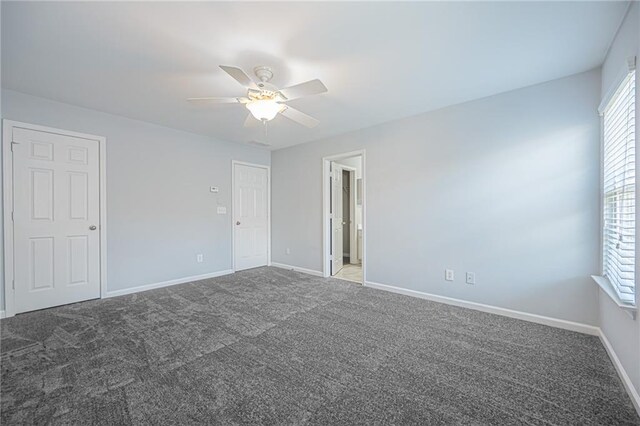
[234,164,268,271]
[332,164,344,275]
[12,127,101,314]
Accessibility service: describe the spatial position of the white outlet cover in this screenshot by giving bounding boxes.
[466,272,476,285]
[210,186,219,193]
[445,269,454,281]
[217,206,227,214]
[196,254,203,263]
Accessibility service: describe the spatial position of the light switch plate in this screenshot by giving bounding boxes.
[217,206,227,214]
[210,186,219,193]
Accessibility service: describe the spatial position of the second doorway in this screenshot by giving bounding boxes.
[330,155,363,283]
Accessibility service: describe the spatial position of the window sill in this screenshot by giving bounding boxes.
[592,275,637,320]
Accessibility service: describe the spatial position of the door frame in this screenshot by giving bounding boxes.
[231,160,271,272]
[322,150,366,284]
[2,120,107,318]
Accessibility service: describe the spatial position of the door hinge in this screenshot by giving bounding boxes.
[12,279,15,290]
[11,211,14,222]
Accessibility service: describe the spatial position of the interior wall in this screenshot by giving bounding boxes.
[598,1,640,402]
[0,89,270,309]
[272,69,601,326]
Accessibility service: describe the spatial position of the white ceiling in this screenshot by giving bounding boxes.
[1,1,629,150]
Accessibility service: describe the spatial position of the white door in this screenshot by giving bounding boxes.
[331,163,344,274]
[12,127,101,314]
[234,163,269,271]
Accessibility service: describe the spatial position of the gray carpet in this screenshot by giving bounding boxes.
[1,267,638,425]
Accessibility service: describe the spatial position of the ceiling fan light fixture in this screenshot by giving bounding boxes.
[189,65,326,128]
[246,99,282,121]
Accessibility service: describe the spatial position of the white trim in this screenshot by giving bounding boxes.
[2,120,107,318]
[0,310,5,319]
[599,329,640,417]
[592,275,637,319]
[104,269,234,298]
[271,262,323,277]
[231,161,271,272]
[599,56,636,114]
[364,280,600,336]
[322,150,366,284]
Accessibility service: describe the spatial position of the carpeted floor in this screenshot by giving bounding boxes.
[1,267,638,425]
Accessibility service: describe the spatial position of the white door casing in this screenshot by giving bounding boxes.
[11,126,102,314]
[322,150,365,284]
[233,162,269,271]
[331,163,344,275]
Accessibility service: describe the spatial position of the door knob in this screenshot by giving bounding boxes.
[89,225,97,230]
[236,221,241,225]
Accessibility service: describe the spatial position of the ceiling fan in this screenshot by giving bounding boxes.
[188,65,327,128]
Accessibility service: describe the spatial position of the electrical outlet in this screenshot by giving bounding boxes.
[210,186,219,193]
[196,254,203,263]
[216,206,226,214]
[445,269,454,281]
[466,272,475,285]
[286,248,291,255]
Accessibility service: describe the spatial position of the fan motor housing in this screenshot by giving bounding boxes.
[253,66,274,83]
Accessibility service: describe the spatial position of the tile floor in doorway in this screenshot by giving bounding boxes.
[334,263,363,283]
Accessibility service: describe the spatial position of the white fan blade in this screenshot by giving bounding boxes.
[243,113,259,128]
[280,106,320,128]
[220,65,258,90]
[278,79,327,101]
[187,97,244,104]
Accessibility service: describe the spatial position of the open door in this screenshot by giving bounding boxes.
[331,163,344,274]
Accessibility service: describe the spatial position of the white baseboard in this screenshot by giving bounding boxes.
[271,262,324,277]
[104,269,234,298]
[599,330,640,416]
[364,280,600,336]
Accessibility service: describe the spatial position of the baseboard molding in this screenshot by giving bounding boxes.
[364,280,600,336]
[104,269,234,298]
[271,262,324,277]
[599,330,640,416]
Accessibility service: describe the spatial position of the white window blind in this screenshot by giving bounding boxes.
[602,69,636,305]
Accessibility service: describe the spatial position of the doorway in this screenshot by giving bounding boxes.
[3,121,107,317]
[232,161,270,271]
[323,151,365,284]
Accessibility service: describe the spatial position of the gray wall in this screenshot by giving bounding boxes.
[598,1,640,401]
[272,69,602,326]
[1,89,270,307]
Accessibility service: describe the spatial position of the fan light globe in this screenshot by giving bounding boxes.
[246,99,281,121]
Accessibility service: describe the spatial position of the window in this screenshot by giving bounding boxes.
[602,68,636,305]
